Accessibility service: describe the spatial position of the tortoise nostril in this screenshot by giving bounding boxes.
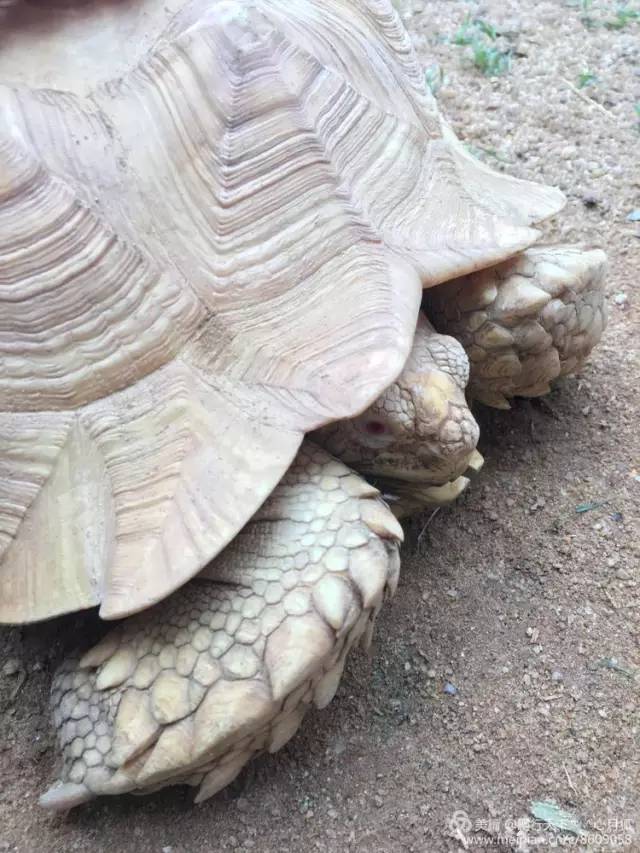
[364,420,388,436]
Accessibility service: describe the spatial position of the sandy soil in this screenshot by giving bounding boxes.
[1,1,639,851]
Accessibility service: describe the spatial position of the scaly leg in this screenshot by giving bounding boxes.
[41,442,402,809]
[424,246,607,408]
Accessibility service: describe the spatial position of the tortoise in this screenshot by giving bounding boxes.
[0,0,607,809]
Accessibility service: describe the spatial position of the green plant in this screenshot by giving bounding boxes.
[471,42,511,76]
[464,143,511,165]
[452,14,511,77]
[575,0,597,28]
[424,63,444,96]
[605,4,640,28]
[567,0,639,28]
[578,70,599,88]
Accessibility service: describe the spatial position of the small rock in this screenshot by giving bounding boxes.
[551,670,564,682]
[443,682,458,696]
[1,659,21,677]
[332,736,347,756]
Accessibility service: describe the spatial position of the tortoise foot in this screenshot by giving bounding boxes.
[425,244,608,408]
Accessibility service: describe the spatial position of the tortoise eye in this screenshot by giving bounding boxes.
[364,420,388,436]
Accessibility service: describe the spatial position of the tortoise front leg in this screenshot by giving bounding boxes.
[41,442,402,809]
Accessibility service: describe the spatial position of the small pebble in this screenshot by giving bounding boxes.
[1,659,21,677]
[443,682,458,696]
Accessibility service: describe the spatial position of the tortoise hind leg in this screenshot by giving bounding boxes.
[40,442,402,810]
[424,245,607,408]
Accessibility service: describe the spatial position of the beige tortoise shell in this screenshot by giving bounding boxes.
[0,0,564,623]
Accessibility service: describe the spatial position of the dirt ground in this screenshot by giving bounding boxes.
[1,1,639,851]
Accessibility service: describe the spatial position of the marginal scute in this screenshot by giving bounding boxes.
[0,417,112,623]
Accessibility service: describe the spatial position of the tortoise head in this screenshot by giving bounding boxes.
[314,315,481,504]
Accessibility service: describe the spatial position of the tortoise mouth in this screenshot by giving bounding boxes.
[0,0,179,95]
[369,448,484,495]
[356,446,479,488]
